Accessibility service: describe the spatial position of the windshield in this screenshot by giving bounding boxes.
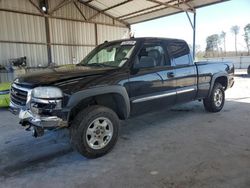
[79,41,136,68]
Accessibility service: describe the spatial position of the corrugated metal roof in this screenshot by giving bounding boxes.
[0,0,41,14]
[106,0,158,17]
[89,0,125,10]
[81,0,229,25]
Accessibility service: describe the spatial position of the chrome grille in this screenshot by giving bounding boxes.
[10,84,29,107]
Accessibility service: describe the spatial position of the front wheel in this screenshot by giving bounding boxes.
[203,83,225,112]
[70,105,120,158]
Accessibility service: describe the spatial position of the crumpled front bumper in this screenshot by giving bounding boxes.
[10,101,68,129]
[19,109,67,128]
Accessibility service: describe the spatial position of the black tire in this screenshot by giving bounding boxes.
[70,105,120,158]
[247,65,250,75]
[203,83,225,113]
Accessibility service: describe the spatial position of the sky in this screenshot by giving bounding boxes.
[131,0,250,52]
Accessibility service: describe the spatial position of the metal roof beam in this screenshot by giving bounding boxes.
[185,11,194,29]
[147,0,193,13]
[49,0,74,15]
[118,0,193,20]
[28,0,44,15]
[181,0,195,11]
[0,7,127,27]
[79,1,129,26]
[117,4,161,19]
[121,0,194,21]
[88,0,133,21]
[80,0,93,3]
[122,6,168,20]
[73,1,87,20]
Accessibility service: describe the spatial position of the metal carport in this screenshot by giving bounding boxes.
[85,0,229,58]
[0,0,229,68]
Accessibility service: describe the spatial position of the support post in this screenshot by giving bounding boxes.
[45,0,52,65]
[185,11,196,60]
[94,23,98,45]
[193,11,196,60]
[45,17,52,65]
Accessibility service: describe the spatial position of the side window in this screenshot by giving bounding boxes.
[167,41,191,66]
[134,43,170,68]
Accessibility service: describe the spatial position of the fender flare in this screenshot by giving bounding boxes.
[65,85,130,120]
[208,72,228,96]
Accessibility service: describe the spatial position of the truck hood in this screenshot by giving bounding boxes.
[14,66,115,87]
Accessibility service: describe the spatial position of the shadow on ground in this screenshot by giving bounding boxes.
[0,97,249,188]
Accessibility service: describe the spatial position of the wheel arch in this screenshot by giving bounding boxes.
[209,73,228,96]
[66,86,130,123]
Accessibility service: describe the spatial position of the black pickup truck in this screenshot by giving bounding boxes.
[10,37,234,158]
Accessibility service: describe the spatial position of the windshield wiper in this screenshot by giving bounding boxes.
[76,63,105,67]
[88,63,106,67]
[86,63,117,68]
[116,57,129,61]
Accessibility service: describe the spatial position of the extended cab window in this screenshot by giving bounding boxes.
[167,41,191,66]
[134,43,169,68]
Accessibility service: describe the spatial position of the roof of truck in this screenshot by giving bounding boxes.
[104,37,187,44]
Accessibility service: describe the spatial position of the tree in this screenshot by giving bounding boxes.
[220,31,226,54]
[243,24,250,55]
[230,25,240,55]
[205,34,220,57]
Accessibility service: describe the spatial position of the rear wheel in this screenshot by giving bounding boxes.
[70,105,120,158]
[203,83,225,112]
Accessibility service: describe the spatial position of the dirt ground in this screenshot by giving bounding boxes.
[0,74,250,188]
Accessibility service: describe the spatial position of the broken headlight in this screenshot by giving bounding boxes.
[31,87,63,116]
[32,87,63,99]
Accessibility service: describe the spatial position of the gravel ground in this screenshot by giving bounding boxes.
[0,75,250,188]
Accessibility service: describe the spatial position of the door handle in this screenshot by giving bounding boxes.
[167,72,175,78]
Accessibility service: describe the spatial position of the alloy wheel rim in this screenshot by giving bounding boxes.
[86,117,113,150]
[214,89,223,107]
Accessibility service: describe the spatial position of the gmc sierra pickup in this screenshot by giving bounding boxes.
[10,37,234,158]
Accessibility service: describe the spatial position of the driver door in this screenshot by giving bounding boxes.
[128,40,176,115]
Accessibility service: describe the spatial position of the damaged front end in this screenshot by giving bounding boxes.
[9,83,68,137]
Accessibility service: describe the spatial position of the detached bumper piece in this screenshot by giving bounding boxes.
[19,109,67,128]
[19,109,67,137]
[10,101,68,137]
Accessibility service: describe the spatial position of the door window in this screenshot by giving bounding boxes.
[134,43,169,68]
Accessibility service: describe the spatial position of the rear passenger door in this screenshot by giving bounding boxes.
[166,41,197,103]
